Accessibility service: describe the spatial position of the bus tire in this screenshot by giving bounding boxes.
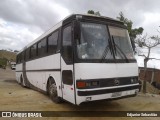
[47,79,62,103]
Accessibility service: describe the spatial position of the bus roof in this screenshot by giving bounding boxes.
[18,14,123,54]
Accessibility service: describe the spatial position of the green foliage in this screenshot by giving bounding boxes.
[117,12,133,34]
[130,27,144,40]
[117,12,144,50]
[0,50,16,61]
[87,10,95,14]
[117,12,143,38]
[87,10,101,16]
[0,58,7,68]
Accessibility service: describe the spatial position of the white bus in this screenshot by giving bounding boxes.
[16,14,141,105]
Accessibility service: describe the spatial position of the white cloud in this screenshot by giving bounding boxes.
[0,0,71,50]
[136,46,160,69]
[0,0,160,53]
[143,12,160,25]
[141,12,160,36]
[0,19,41,50]
[51,2,70,20]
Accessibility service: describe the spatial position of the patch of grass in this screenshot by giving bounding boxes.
[0,58,7,68]
[0,50,16,61]
[0,50,16,69]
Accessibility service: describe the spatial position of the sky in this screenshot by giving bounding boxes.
[135,46,160,69]
[0,0,160,51]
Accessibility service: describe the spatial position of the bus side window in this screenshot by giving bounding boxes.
[24,50,26,61]
[19,54,21,63]
[21,52,24,62]
[30,44,37,59]
[41,38,47,56]
[17,55,19,63]
[62,70,73,85]
[16,55,18,64]
[26,48,30,61]
[37,41,41,56]
[38,38,47,57]
[19,53,21,63]
[47,31,58,54]
[62,25,73,64]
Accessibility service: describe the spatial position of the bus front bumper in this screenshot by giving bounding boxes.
[76,84,140,105]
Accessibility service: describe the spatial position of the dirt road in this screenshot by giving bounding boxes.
[0,68,160,120]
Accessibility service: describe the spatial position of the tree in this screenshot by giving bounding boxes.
[135,34,160,93]
[87,10,95,14]
[94,11,101,16]
[117,12,144,52]
[87,10,101,16]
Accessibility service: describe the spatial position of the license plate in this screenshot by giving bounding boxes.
[111,92,122,98]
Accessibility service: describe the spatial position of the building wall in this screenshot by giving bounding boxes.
[155,71,160,83]
[139,67,160,84]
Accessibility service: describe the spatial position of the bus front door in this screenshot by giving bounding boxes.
[61,24,75,104]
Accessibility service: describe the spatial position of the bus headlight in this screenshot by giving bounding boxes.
[131,78,138,84]
[77,80,99,89]
[77,81,86,89]
[86,81,99,87]
[131,78,134,83]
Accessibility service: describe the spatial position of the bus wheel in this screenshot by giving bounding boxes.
[48,80,62,103]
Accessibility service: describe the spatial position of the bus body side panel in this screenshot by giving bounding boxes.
[15,63,23,83]
[24,53,61,96]
[74,63,139,105]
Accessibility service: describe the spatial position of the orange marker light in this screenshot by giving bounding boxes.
[77,81,86,88]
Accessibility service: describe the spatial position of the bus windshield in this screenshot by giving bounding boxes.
[77,22,113,60]
[76,22,135,61]
[108,26,135,60]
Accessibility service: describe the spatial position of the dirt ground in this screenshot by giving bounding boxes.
[0,68,160,120]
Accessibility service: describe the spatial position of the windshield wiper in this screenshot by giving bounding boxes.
[100,38,113,62]
[100,45,109,62]
[112,36,117,55]
[111,36,129,63]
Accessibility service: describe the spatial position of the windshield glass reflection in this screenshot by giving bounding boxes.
[108,26,135,60]
[77,22,113,59]
[76,22,135,61]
